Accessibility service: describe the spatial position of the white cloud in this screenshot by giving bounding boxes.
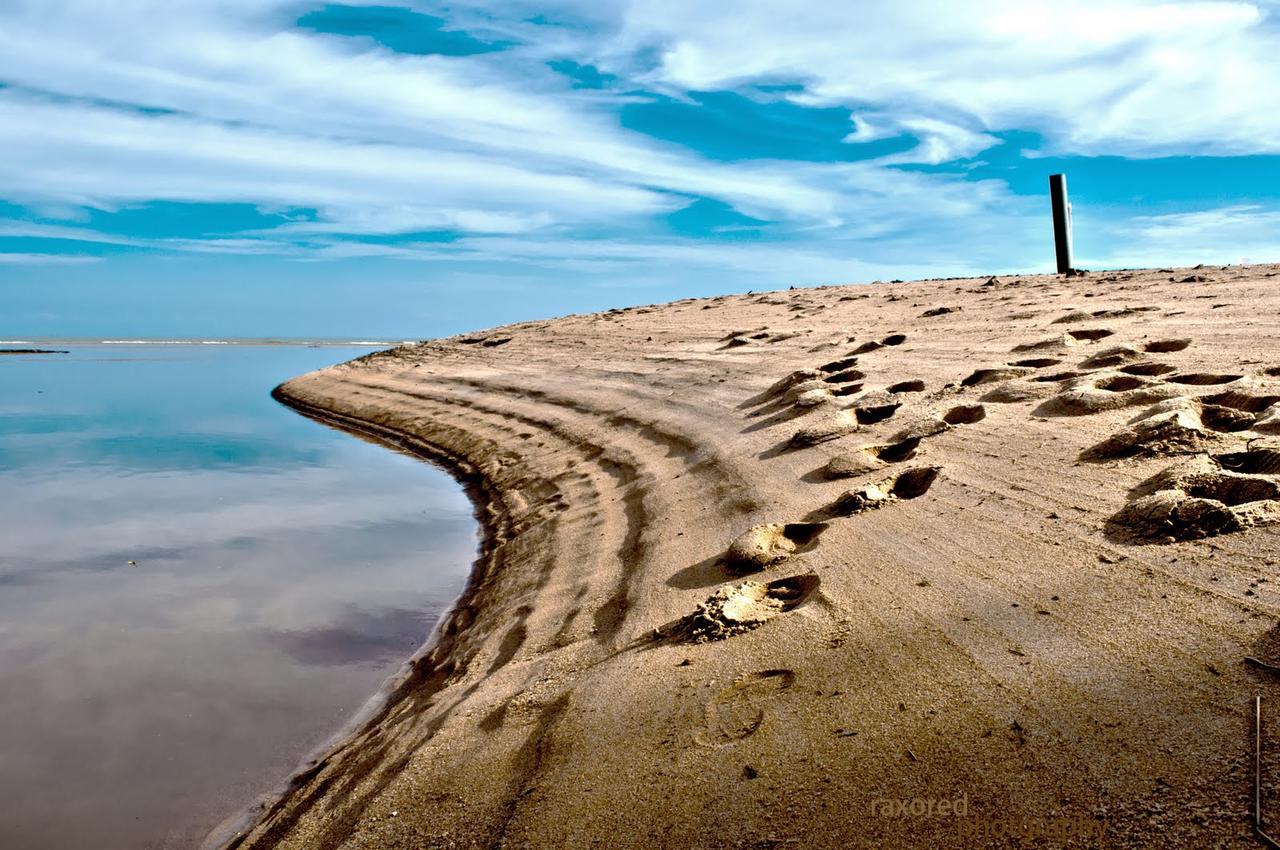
[844,115,1001,165]
[1,0,1278,280]
[0,0,1045,255]
[0,91,671,230]
[1082,205,1280,267]
[0,1,867,233]
[613,0,1280,157]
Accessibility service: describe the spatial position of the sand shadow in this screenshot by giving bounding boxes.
[740,405,811,434]
[666,553,731,590]
[800,465,835,484]
[758,440,806,461]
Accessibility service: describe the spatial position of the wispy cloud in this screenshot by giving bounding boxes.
[0,252,101,265]
[610,0,1280,157]
[0,1,1037,256]
[1083,205,1280,267]
[1,0,1279,288]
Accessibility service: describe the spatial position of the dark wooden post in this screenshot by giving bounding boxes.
[1049,173,1074,274]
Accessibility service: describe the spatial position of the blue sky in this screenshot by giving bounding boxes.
[3,1,1280,339]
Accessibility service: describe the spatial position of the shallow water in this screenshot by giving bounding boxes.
[0,346,476,849]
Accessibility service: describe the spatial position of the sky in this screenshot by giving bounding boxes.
[3,0,1280,339]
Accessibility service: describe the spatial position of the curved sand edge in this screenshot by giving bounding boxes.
[227,265,1280,848]
[203,386,506,850]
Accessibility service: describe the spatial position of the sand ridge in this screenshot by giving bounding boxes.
[226,264,1280,848]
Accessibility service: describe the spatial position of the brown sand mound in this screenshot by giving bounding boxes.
[789,410,860,447]
[1011,333,1078,352]
[1036,372,1181,416]
[725,522,827,573]
[942,404,986,425]
[1078,345,1144,369]
[960,365,1034,387]
[1082,400,1226,460]
[1108,456,1280,542]
[821,437,921,478]
[1119,361,1176,376]
[981,382,1055,403]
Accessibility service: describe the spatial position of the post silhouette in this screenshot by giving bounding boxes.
[1049,173,1073,274]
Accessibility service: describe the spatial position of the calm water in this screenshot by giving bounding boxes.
[0,346,476,849]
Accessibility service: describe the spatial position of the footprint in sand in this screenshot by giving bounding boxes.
[1082,398,1239,460]
[1067,328,1114,342]
[820,437,922,479]
[1078,345,1145,369]
[1086,389,1280,461]
[961,366,1035,387]
[830,382,867,398]
[1205,388,1280,416]
[849,333,906,355]
[785,392,903,449]
[820,466,941,518]
[725,522,828,573]
[1010,328,1113,353]
[819,355,860,373]
[823,368,867,385]
[1034,373,1179,416]
[851,394,902,425]
[1143,338,1191,353]
[666,575,821,643]
[887,379,925,393]
[1107,453,1280,542]
[698,669,796,747]
[943,404,986,425]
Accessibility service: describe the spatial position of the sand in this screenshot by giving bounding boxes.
[225,264,1280,848]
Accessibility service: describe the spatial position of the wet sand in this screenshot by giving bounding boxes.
[229,264,1280,848]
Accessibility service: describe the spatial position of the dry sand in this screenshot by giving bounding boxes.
[225,264,1280,848]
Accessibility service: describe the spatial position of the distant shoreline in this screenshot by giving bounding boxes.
[0,339,407,347]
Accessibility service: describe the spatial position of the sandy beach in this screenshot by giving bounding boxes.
[227,264,1280,848]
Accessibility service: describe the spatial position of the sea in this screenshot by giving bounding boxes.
[0,342,476,849]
